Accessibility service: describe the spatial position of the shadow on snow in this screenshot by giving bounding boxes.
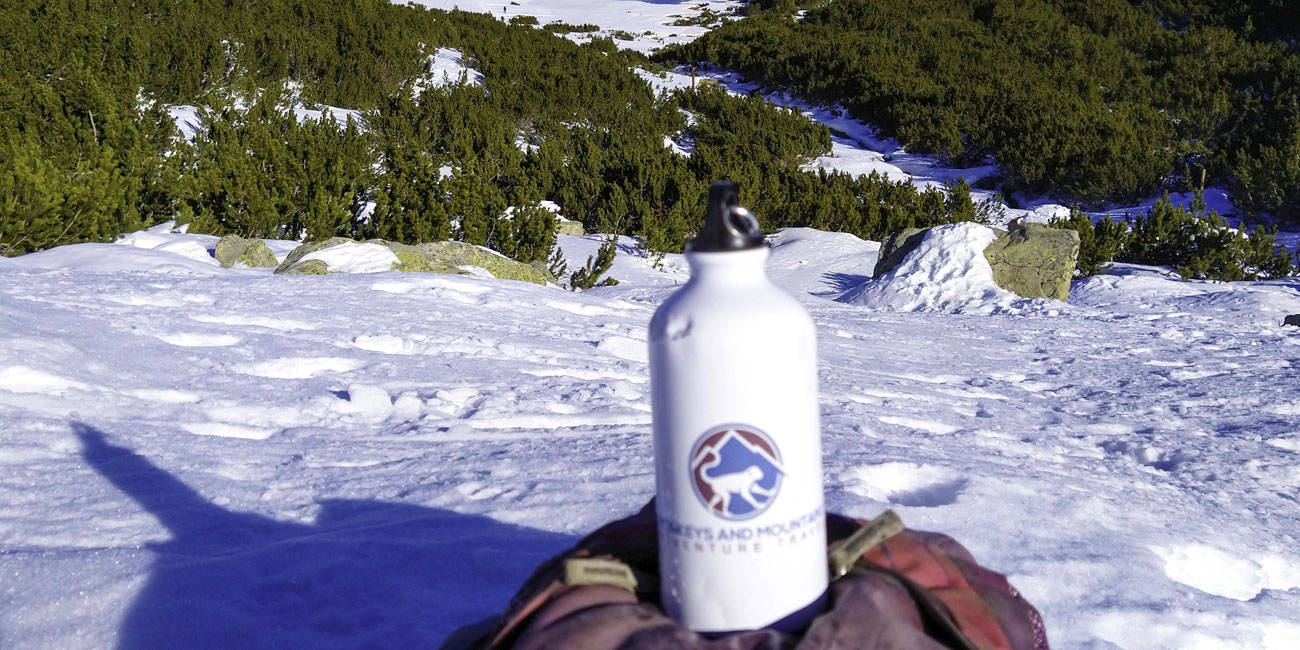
[820,271,872,294]
[74,422,578,650]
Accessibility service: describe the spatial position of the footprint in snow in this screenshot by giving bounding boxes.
[1098,439,1195,472]
[542,298,613,317]
[370,277,490,306]
[371,276,492,296]
[595,335,648,364]
[105,293,191,308]
[845,462,968,508]
[456,481,508,501]
[1152,544,1300,601]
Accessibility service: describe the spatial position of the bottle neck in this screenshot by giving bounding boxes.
[684,246,771,286]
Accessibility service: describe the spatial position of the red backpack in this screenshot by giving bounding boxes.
[452,500,1049,650]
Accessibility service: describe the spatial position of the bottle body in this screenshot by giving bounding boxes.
[649,247,827,633]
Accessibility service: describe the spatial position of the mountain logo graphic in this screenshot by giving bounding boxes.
[689,425,785,520]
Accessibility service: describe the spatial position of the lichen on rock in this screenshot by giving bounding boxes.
[279,259,330,275]
[274,238,552,285]
[982,222,1079,301]
[215,235,277,268]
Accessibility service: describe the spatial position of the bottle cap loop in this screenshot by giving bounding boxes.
[688,181,766,252]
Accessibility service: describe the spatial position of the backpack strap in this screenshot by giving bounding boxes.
[563,557,655,594]
[828,509,905,578]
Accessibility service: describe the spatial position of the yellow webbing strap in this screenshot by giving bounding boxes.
[563,557,640,593]
[827,510,906,579]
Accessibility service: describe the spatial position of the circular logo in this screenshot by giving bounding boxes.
[689,425,785,521]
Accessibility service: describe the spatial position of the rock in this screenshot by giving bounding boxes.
[1285,314,1300,327]
[276,238,552,285]
[873,228,927,277]
[390,247,440,273]
[214,235,277,268]
[279,259,330,275]
[982,221,1079,301]
[402,241,552,285]
[556,217,584,237]
[274,237,354,274]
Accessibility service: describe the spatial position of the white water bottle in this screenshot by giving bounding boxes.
[649,181,827,633]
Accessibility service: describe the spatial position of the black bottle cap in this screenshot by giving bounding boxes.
[687,181,765,252]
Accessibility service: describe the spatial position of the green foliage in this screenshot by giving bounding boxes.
[544,22,600,34]
[1051,209,1132,277]
[546,242,568,280]
[670,8,735,28]
[0,0,986,262]
[495,202,557,264]
[364,89,450,243]
[943,178,977,224]
[1051,192,1296,280]
[0,70,170,254]
[659,0,1300,218]
[569,237,620,290]
[185,92,373,240]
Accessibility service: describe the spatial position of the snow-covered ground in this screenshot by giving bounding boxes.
[408,0,745,53]
[6,3,1299,649]
[3,222,1300,650]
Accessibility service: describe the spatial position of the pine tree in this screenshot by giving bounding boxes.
[569,236,620,290]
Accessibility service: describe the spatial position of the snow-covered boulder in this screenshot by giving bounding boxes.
[841,222,1023,313]
[873,222,1078,301]
[214,235,278,268]
[275,237,358,274]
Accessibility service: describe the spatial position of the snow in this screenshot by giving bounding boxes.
[4,222,1300,650]
[414,47,484,95]
[764,227,881,297]
[166,91,364,145]
[291,104,364,126]
[1,242,230,275]
[408,0,745,53]
[167,105,204,142]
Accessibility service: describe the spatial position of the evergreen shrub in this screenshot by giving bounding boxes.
[1051,192,1296,281]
